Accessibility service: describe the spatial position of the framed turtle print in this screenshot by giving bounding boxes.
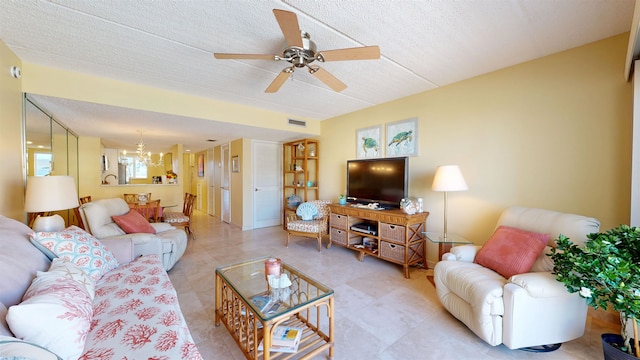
[386,117,418,157]
[356,125,382,158]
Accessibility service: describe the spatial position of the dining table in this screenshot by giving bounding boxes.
[126,199,162,222]
[126,199,178,222]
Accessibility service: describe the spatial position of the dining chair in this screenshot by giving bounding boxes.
[73,195,92,230]
[133,199,161,223]
[164,193,196,239]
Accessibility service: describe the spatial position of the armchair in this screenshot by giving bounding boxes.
[78,198,187,271]
[286,200,331,252]
[433,206,600,350]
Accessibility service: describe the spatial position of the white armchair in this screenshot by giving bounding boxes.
[434,206,600,350]
[78,198,187,271]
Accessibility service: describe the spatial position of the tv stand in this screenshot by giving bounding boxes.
[328,204,429,278]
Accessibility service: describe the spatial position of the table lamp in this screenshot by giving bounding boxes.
[25,176,79,232]
[431,165,468,241]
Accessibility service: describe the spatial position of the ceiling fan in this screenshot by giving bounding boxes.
[214,9,380,93]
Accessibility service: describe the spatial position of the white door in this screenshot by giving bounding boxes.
[221,144,231,224]
[253,140,282,228]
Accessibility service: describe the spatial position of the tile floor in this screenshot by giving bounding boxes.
[169,211,618,360]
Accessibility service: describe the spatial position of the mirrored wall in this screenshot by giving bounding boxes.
[24,95,79,224]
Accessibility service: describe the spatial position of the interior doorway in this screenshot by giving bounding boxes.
[252,140,282,228]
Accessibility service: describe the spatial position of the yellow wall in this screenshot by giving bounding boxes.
[20,63,321,136]
[321,33,632,264]
[213,146,222,217]
[241,139,253,230]
[1,34,633,237]
[193,150,208,212]
[0,40,24,220]
[230,139,244,228]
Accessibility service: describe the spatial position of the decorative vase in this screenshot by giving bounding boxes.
[602,333,638,360]
[339,198,346,205]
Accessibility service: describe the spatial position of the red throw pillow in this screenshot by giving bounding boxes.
[112,210,155,234]
[474,226,549,278]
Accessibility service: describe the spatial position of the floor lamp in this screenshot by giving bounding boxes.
[25,176,79,232]
[431,165,468,242]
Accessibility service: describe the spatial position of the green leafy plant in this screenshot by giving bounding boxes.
[338,194,346,200]
[550,225,640,356]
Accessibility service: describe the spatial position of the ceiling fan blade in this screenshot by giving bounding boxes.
[318,46,381,62]
[214,53,276,60]
[265,68,293,93]
[311,67,347,92]
[273,9,302,48]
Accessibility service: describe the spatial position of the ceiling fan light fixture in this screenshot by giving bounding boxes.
[214,8,380,93]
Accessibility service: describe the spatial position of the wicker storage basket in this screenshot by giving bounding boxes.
[380,241,405,262]
[330,214,348,229]
[330,228,347,246]
[379,223,405,244]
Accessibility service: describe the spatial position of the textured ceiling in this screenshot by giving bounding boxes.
[0,0,635,153]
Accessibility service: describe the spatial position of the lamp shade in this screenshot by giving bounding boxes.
[431,165,469,192]
[24,176,79,213]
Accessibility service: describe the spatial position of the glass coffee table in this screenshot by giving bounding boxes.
[215,257,334,359]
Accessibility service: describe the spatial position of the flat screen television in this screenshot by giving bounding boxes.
[346,157,408,209]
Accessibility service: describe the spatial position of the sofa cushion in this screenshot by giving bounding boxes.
[0,216,50,309]
[474,226,549,278]
[0,336,62,360]
[30,226,119,281]
[112,210,156,234]
[6,259,94,360]
[82,255,201,359]
[43,258,96,300]
[0,304,10,337]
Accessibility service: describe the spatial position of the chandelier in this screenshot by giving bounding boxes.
[121,131,164,167]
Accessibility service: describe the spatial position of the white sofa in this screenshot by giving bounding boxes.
[79,198,187,271]
[0,215,202,359]
[434,206,600,350]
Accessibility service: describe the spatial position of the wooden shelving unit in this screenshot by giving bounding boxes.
[283,139,319,227]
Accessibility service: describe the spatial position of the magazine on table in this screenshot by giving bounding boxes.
[257,326,302,354]
[249,292,284,314]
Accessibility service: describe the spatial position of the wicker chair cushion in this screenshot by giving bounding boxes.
[287,219,324,233]
[164,212,189,223]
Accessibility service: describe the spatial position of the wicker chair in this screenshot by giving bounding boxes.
[285,200,331,252]
[132,199,161,223]
[164,193,196,240]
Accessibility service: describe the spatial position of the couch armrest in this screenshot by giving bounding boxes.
[442,245,481,262]
[508,272,572,298]
[99,237,134,264]
[151,222,175,233]
[105,233,154,245]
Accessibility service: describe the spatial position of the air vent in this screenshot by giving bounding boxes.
[288,118,306,127]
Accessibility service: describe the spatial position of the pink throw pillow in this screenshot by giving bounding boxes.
[474,226,549,278]
[112,210,155,234]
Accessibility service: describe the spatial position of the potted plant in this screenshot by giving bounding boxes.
[550,225,640,358]
[338,194,346,205]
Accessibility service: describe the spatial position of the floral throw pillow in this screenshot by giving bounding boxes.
[30,226,119,281]
[6,259,95,359]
